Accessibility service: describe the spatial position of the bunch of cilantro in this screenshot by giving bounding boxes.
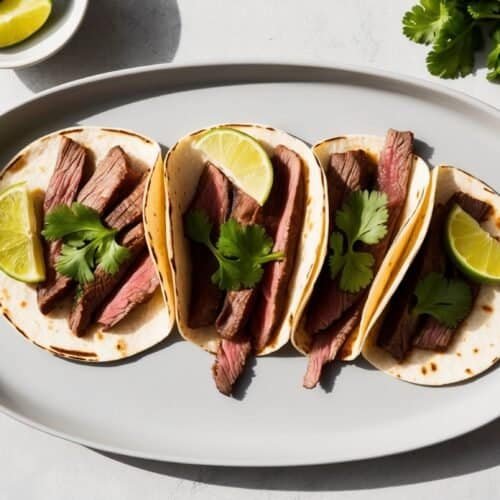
[403,0,500,80]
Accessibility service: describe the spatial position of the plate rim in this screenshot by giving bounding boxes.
[0,61,498,466]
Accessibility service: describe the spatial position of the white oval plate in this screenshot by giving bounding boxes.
[0,0,88,69]
[0,63,498,466]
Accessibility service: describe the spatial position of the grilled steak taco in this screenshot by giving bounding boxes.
[292,130,431,388]
[0,127,175,362]
[162,124,328,395]
[363,166,499,384]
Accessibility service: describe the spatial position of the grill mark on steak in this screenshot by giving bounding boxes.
[251,145,305,353]
[69,223,146,336]
[97,253,159,330]
[303,130,414,386]
[215,189,263,339]
[104,174,147,232]
[77,146,140,214]
[305,150,373,334]
[38,146,141,314]
[212,335,252,396]
[37,137,87,314]
[185,163,231,328]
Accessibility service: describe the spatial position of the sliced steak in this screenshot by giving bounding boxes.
[303,306,363,389]
[69,223,146,336]
[302,130,414,385]
[77,146,140,214]
[377,205,447,360]
[104,174,147,232]
[215,189,263,339]
[306,150,373,334]
[37,137,87,314]
[185,163,231,328]
[251,145,305,353]
[452,192,492,222]
[212,335,252,396]
[97,254,159,330]
[38,146,141,314]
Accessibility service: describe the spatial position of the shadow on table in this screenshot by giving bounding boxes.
[15,0,181,92]
[95,417,500,491]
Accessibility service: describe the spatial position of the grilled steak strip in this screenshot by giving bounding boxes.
[215,189,263,339]
[37,137,87,314]
[303,306,363,389]
[212,335,252,396]
[69,223,146,336]
[186,163,231,328]
[377,205,447,360]
[306,150,373,334]
[251,145,305,353]
[38,146,141,314]
[303,130,414,386]
[411,192,490,351]
[104,174,147,232]
[97,253,159,330]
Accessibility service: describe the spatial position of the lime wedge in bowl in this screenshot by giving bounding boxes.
[0,182,45,283]
[446,204,500,285]
[195,127,273,205]
[0,0,52,48]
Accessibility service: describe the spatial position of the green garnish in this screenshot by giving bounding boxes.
[328,190,388,293]
[402,0,500,81]
[413,272,472,328]
[42,202,130,284]
[185,209,283,291]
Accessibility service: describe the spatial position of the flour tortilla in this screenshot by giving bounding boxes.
[0,127,175,362]
[363,165,500,384]
[163,123,328,355]
[292,135,431,361]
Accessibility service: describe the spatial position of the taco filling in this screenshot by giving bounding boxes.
[377,192,492,360]
[37,138,159,336]
[184,143,305,395]
[303,129,415,388]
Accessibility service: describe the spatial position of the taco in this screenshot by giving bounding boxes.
[363,165,499,384]
[163,124,328,395]
[292,130,431,388]
[0,127,175,362]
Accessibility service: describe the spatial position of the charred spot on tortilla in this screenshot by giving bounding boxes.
[5,154,27,174]
[430,362,437,371]
[421,366,427,375]
[116,339,127,353]
[465,368,473,375]
[49,346,98,359]
[20,301,27,308]
[473,348,479,354]
[62,128,84,135]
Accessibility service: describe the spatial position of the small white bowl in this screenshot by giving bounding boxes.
[0,0,88,69]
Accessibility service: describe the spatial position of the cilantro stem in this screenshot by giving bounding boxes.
[257,251,284,264]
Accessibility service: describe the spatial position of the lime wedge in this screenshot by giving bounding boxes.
[0,182,45,283]
[195,127,273,205]
[0,0,52,48]
[446,204,500,285]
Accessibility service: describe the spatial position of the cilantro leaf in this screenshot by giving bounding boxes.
[468,1,500,20]
[403,0,454,45]
[340,250,375,294]
[426,10,480,79]
[185,210,283,291]
[413,272,472,328]
[487,24,500,80]
[328,190,389,293]
[43,202,130,284]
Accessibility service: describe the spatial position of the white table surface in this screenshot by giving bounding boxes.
[1,1,499,498]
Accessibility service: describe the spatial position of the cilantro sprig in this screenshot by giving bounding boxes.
[42,203,130,284]
[328,190,388,294]
[403,0,500,81]
[412,272,472,328]
[185,209,283,291]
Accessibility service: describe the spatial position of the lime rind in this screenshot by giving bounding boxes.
[445,204,500,286]
[194,127,273,205]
